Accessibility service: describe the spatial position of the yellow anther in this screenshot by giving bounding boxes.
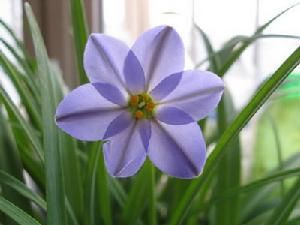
[142,94,150,101]
[135,110,144,120]
[130,95,139,106]
[146,102,155,111]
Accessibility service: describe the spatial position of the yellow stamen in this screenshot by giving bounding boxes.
[130,95,139,106]
[146,102,155,111]
[135,110,144,119]
[142,93,150,101]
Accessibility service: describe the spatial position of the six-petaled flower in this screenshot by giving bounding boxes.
[55,26,224,179]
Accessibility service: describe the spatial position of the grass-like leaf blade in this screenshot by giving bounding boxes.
[0,170,46,210]
[70,0,89,84]
[169,45,300,225]
[24,3,67,225]
[264,177,300,225]
[0,196,41,225]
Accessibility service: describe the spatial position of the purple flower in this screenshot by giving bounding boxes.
[55,26,224,179]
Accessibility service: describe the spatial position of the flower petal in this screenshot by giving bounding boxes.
[103,111,132,139]
[155,106,194,125]
[150,72,182,101]
[92,82,127,106]
[148,121,206,179]
[103,122,146,177]
[131,26,184,91]
[84,33,129,93]
[123,50,146,94]
[139,120,151,151]
[160,70,224,120]
[55,84,124,141]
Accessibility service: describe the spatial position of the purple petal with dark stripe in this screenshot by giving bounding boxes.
[103,122,146,177]
[150,72,182,101]
[84,34,129,93]
[131,26,184,91]
[124,50,145,94]
[103,111,132,139]
[160,70,224,121]
[156,106,194,125]
[148,121,206,179]
[55,84,124,141]
[139,120,151,151]
[92,82,127,106]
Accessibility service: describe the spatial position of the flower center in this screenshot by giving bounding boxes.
[128,93,156,120]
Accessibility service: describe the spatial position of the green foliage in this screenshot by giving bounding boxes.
[0,2,300,225]
[70,0,89,84]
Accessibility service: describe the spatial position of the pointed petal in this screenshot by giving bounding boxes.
[103,122,146,177]
[131,26,184,91]
[139,120,151,151]
[123,50,146,94]
[92,82,127,106]
[161,70,224,120]
[148,121,206,179]
[156,106,194,125]
[150,72,182,101]
[84,33,129,93]
[55,84,124,141]
[103,111,132,139]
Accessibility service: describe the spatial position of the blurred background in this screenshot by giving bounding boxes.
[1,0,300,180]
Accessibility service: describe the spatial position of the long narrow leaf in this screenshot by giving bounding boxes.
[0,51,41,128]
[0,170,46,210]
[49,62,84,225]
[96,146,112,225]
[0,110,32,225]
[264,177,300,225]
[25,3,67,225]
[213,91,241,225]
[70,0,89,84]
[84,142,101,225]
[0,87,43,161]
[169,46,300,225]
[218,4,299,76]
[122,160,152,225]
[0,197,41,225]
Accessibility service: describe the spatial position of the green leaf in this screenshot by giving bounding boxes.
[0,87,44,162]
[70,0,89,84]
[0,38,29,71]
[49,62,84,225]
[122,160,153,225]
[0,170,46,210]
[0,196,41,225]
[268,115,285,196]
[0,111,32,225]
[168,46,300,225]
[108,178,127,208]
[212,91,241,225]
[240,152,300,224]
[194,24,220,72]
[0,19,27,54]
[0,18,35,72]
[195,35,247,69]
[95,145,112,225]
[211,167,300,205]
[218,4,299,76]
[264,177,300,225]
[84,142,103,225]
[148,164,157,225]
[195,34,300,69]
[24,3,67,225]
[0,51,41,129]
[65,199,80,225]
